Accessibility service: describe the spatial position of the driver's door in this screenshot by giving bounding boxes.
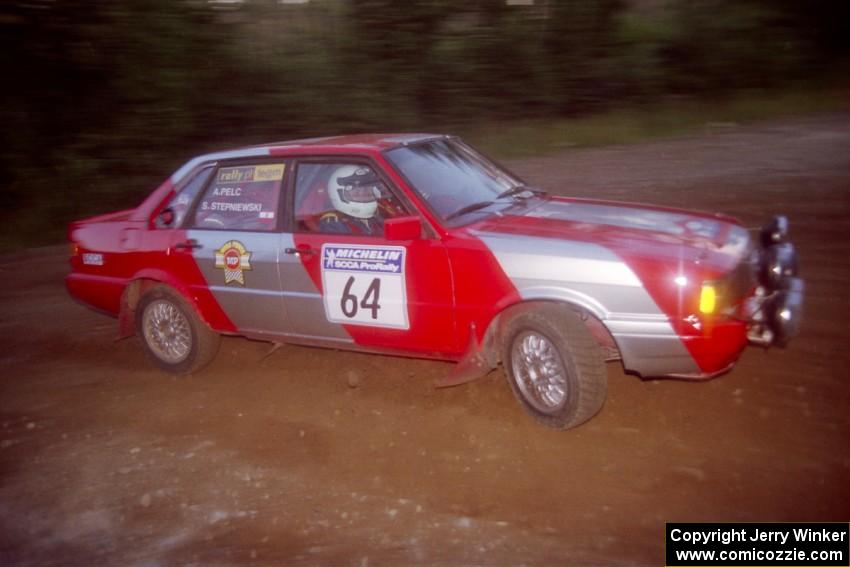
[279,159,458,356]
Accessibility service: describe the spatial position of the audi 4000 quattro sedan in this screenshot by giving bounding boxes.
[67,134,803,429]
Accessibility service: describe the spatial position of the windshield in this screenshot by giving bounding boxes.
[385,139,531,225]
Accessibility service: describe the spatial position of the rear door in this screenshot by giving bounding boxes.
[172,161,291,337]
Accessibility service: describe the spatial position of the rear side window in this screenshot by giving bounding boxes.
[157,167,213,228]
[191,163,285,231]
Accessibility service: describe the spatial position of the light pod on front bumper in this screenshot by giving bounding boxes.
[747,215,804,347]
[763,277,804,347]
[760,214,789,246]
[760,242,799,290]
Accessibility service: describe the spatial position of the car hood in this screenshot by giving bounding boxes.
[471,196,752,277]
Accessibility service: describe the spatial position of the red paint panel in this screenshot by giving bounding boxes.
[65,274,125,315]
[680,321,749,374]
[140,229,238,333]
[292,232,460,357]
[443,231,523,348]
[66,210,237,333]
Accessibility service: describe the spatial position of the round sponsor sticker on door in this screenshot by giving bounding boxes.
[214,240,252,286]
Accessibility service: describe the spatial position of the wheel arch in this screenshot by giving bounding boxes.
[510,286,609,321]
[482,298,617,367]
[133,281,222,374]
[117,271,210,339]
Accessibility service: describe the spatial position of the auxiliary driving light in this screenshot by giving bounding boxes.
[760,242,798,290]
[760,215,789,246]
[764,277,804,347]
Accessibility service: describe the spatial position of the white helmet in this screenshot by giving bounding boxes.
[328,165,380,219]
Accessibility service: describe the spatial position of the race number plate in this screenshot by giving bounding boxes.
[321,244,409,329]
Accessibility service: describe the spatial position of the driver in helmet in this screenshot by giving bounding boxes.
[320,165,386,235]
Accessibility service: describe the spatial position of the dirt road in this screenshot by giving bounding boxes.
[2,114,849,566]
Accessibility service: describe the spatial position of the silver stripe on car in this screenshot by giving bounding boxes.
[475,230,701,377]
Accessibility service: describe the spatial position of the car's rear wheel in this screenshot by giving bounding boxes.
[136,285,220,374]
[501,305,606,429]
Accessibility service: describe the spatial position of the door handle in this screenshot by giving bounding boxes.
[285,245,315,257]
[174,239,202,250]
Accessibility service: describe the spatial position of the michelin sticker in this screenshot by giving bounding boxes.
[321,244,408,329]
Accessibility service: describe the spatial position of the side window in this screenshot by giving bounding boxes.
[191,163,285,231]
[156,166,213,228]
[293,162,406,236]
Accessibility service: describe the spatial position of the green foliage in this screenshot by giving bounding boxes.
[0,0,846,248]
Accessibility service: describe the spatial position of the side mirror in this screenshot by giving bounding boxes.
[156,207,176,228]
[384,215,422,241]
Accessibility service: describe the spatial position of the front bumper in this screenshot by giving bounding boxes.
[612,215,804,380]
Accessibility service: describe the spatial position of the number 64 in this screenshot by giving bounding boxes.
[341,276,381,319]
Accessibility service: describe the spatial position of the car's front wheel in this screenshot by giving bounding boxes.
[501,305,607,429]
[136,285,220,374]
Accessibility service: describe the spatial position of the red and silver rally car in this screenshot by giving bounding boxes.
[66,134,803,429]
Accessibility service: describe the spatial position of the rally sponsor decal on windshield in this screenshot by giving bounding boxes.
[321,244,408,329]
[216,164,285,184]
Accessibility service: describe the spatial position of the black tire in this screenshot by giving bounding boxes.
[136,285,220,374]
[501,304,607,429]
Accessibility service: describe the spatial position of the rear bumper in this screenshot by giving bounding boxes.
[66,273,125,316]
